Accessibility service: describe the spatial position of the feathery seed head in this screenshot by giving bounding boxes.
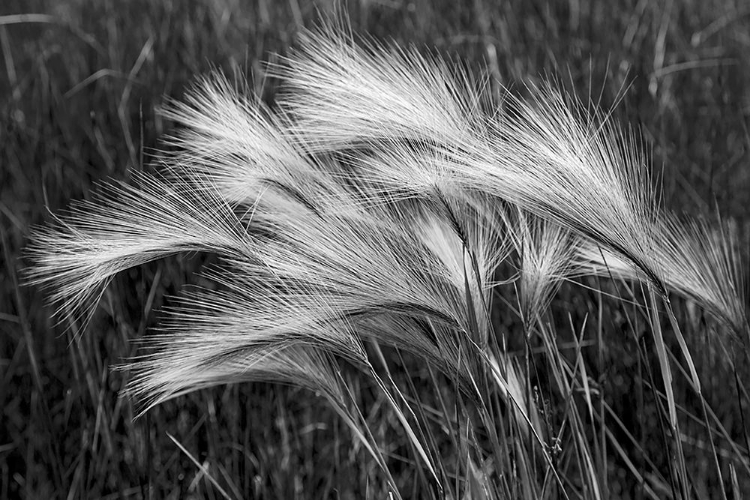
[25,27,746,426]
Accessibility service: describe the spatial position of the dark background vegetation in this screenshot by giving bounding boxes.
[1,0,749,498]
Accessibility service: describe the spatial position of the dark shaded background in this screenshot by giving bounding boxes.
[1,0,749,498]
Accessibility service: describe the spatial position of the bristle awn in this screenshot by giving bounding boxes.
[655,215,747,339]
[278,29,666,294]
[578,214,748,340]
[25,170,255,332]
[159,73,320,208]
[124,284,371,408]
[513,209,578,331]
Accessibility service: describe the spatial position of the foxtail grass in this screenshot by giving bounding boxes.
[27,26,749,498]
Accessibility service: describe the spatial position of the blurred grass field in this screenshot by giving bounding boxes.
[2,0,750,498]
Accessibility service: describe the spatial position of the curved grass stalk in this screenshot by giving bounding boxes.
[577,216,747,339]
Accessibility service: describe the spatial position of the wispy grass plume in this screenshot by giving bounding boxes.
[26,25,749,498]
[277,29,664,294]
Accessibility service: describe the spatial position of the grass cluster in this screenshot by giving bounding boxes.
[2,1,750,498]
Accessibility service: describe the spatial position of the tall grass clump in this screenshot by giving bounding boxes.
[26,26,749,498]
